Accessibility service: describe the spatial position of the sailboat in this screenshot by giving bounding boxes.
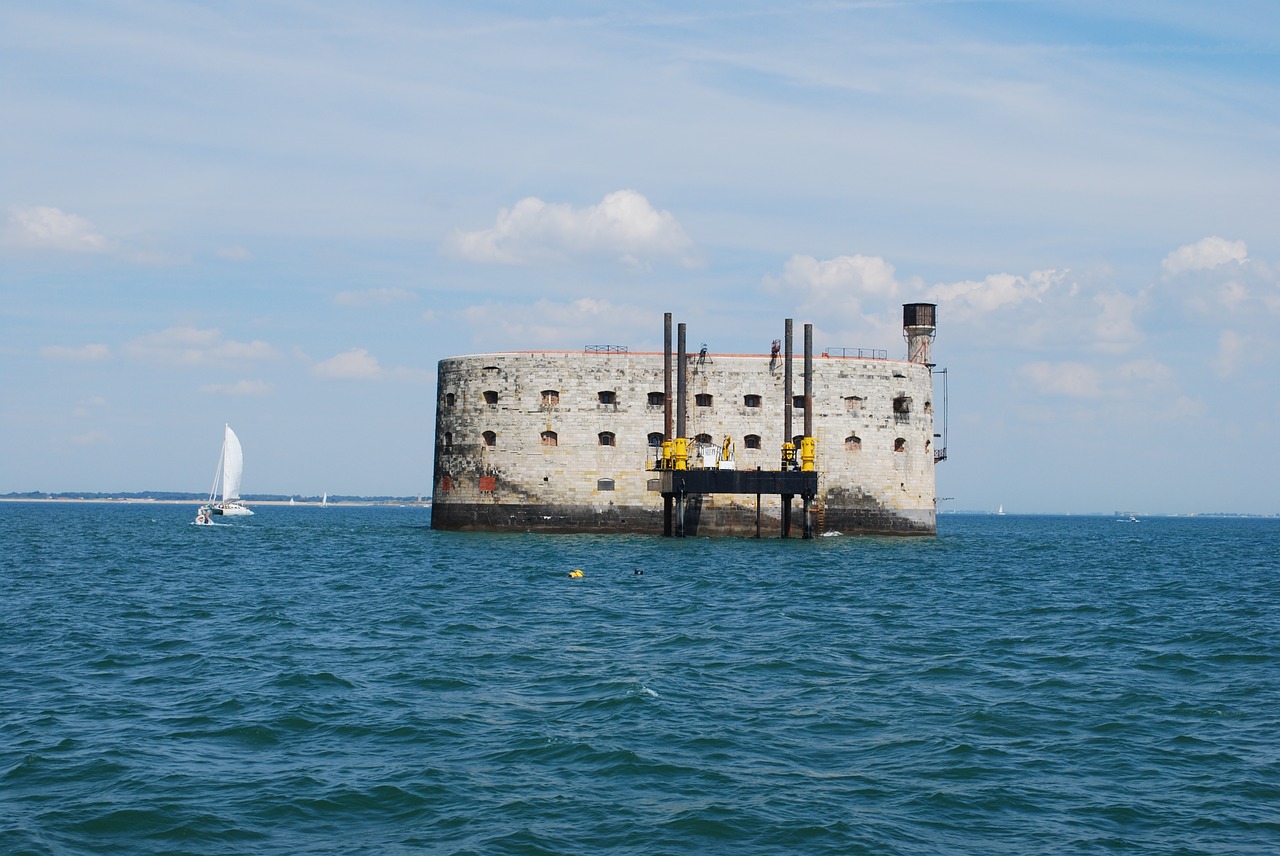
[199,424,254,518]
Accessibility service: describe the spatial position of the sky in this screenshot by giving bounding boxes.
[2,0,1278,514]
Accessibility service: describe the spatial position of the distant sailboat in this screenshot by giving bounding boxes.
[200,424,254,518]
[997,504,1005,515]
[320,492,328,508]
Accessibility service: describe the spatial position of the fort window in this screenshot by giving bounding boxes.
[893,395,911,423]
[894,437,906,453]
[541,430,558,447]
[483,390,499,405]
[793,396,806,410]
[792,435,804,448]
[443,432,453,450]
[598,431,616,447]
[647,391,665,407]
[695,393,713,407]
[845,435,862,451]
[482,431,496,448]
[743,394,761,408]
[647,432,663,447]
[597,478,615,492]
[744,434,761,450]
[844,396,863,412]
[924,400,933,414]
[444,392,456,408]
[694,433,713,445]
[540,390,559,408]
[598,390,617,406]
[479,476,496,492]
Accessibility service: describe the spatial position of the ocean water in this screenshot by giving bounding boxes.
[1,504,1277,855]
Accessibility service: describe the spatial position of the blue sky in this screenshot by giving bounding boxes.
[2,0,1278,514]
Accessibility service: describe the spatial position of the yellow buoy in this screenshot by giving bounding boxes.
[568,569,584,578]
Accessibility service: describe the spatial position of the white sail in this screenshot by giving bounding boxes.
[222,425,245,502]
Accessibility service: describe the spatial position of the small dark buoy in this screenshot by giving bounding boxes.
[633,568,644,575]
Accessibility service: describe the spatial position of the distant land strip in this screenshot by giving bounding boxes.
[1,491,430,506]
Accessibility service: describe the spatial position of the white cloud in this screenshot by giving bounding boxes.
[1020,361,1102,398]
[443,190,695,268]
[768,254,900,302]
[1162,237,1248,275]
[4,206,110,253]
[1213,329,1248,378]
[313,348,383,379]
[1217,280,1248,311]
[929,269,1061,320]
[762,253,911,347]
[334,287,417,307]
[200,379,273,396]
[1116,358,1173,386]
[40,343,111,361]
[125,327,278,365]
[1091,292,1143,353]
[461,297,647,348]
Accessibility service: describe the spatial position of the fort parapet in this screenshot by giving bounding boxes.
[431,308,941,536]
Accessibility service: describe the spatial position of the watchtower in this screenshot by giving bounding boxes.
[903,303,937,366]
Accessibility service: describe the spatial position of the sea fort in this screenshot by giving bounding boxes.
[431,305,944,537]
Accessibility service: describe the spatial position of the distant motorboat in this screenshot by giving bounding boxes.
[199,424,254,519]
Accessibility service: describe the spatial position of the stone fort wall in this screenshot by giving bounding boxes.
[431,351,937,536]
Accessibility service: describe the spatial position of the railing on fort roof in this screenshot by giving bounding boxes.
[584,344,629,354]
[822,348,888,359]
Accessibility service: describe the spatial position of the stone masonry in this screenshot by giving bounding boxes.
[431,351,937,536]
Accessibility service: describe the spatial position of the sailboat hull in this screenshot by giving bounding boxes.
[212,503,254,516]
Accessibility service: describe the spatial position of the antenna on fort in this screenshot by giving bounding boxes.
[903,303,937,367]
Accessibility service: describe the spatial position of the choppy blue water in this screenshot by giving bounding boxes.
[1,504,1277,854]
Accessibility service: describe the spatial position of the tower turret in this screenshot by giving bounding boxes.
[903,303,937,366]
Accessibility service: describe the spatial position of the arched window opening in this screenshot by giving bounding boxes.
[443,432,453,450]
[541,431,558,447]
[893,395,911,423]
[483,390,498,405]
[845,435,861,451]
[598,431,616,447]
[647,391,665,407]
[924,400,933,414]
[540,390,559,408]
[744,434,762,450]
[743,394,762,408]
[482,431,496,448]
[597,478,615,492]
[844,396,863,412]
[444,392,456,408]
[598,390,616,406]
[694,433,713,445]
[695,393,713,407]
[793,396,806,410]
[647,432,664,447]
[894,437,907,453]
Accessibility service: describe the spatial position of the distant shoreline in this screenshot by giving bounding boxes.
[0,497,430,507]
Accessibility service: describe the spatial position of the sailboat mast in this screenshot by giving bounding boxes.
[209,430,226,503]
